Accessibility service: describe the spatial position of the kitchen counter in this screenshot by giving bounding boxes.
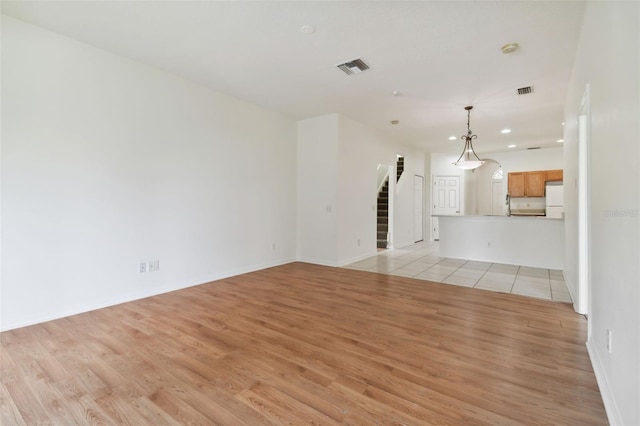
[433,214,563,220]
[434,215,564,269]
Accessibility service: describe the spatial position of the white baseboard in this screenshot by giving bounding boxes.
[337,251,378,267]
[586,340,622,425]
[0,257,297,332]
[393,239,416,249]
[295,257,339,267]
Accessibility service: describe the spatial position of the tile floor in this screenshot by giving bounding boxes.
[343,241,573,303]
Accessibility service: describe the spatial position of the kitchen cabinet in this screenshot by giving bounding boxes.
[508,171,547,197]
[525,171,545,197]
[545,169,563,181]
[508,172,525,197]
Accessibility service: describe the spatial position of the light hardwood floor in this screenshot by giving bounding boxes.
[1,263,607,425]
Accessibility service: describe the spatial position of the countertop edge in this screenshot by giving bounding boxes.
[432,214,564,221]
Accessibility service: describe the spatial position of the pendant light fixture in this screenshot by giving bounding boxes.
[453,106,485,170]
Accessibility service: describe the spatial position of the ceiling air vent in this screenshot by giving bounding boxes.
[517,86,533,95]
[337,58,370,75]
[527,147,541,150]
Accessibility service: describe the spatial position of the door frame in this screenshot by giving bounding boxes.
[491,180,504,216]
[414,175,424,242]
[577,85,591,328]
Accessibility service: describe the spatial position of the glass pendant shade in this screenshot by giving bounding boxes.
[455,159,485,170]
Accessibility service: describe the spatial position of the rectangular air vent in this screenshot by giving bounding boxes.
[337,58,370,75]
[527,147,541,150]
[517,86,533,95]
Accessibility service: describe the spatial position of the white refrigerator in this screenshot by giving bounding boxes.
[545,183,564,218]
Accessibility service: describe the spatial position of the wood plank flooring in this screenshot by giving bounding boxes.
[1,262,607,425]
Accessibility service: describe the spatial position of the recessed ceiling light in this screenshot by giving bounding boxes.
[448,136,457,141]
[501,42,519,54]
[392,90,401,96]
[300,25,315,34]
[508,144,516,148]
[557,139,564,143]
[501,128,511,134]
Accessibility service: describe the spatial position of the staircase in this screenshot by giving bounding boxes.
[377,177,389,249]
[396,155,404,182]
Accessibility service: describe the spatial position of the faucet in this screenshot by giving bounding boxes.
[505,194,511,216]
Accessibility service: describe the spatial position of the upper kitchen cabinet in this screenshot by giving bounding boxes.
[545,169,564,181]
[508,172,525,197]
[525,171,545,197]
[508,170,559,197]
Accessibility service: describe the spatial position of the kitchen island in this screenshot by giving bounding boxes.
[435,215,563,269]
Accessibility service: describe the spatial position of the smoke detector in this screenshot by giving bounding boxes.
[337,58,370,75]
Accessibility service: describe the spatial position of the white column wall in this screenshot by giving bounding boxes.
[296,114,339,266]
[337,115,424,263]
[563,2,639,424]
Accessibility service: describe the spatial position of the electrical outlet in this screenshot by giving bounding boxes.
[139,262,147,273]
[149,260,160,272]
[357,239,361,246]
[272,243,276,251]
[607,329,613,353]
[487,242,492,247]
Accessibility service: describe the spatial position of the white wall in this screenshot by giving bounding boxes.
[296,114,338,265]
[1,16,297,330]
[438,216,563,269]
[336,115,380,264]
[297,114,425,266]
[563,2,639,425]
[423,152,432,238]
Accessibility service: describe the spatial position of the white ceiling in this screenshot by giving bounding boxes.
[1,1,585,155]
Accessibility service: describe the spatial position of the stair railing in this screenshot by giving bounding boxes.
[377,168,391,195]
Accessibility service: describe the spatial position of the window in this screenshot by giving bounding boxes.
[492,169,503,180]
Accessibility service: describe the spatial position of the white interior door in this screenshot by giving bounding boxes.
[491,181,504,215]
[414,175,424,242]
[432,176,460,240]
[432,176,460,215]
